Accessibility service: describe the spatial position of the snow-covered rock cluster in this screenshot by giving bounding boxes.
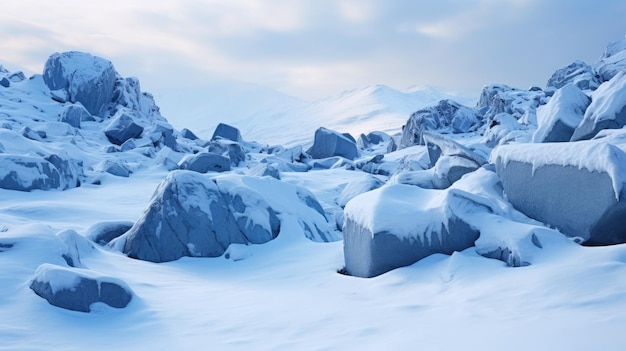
[2,37,626,314]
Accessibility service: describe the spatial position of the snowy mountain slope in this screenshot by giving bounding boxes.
[160,81,475,147]
[1,37,626,351]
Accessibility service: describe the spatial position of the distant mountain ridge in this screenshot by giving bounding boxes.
[159,81,475,147]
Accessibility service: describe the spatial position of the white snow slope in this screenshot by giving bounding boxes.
[1,50,626,351]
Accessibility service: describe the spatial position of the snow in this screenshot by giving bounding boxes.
[2,47,626,350]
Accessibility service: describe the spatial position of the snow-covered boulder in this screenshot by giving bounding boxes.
[307,127,359,160]
[206,139,246,166]
[44,154,81,189]
[473,214,572,267]
[595,38,626,82]
[86,220,134,245]
[178,152,231,173]
[247,162,281,179]
[180,128,199,140]
[481,113,523,147]
[59,104,90,128]
[336,174,384,208]
[95,160,131,177]
[547,60,601,91]
[357,131,396,152]
[343,185,483,278]
[30,263,133,313]
[104,112,144,146]
[400,100,480,148]
[422,131,486,167]
[432,155,481,189]
[492,141,626,245]
[111,171,248,262]
[570,71,626,141]
[477,84,544,124]
[533,83,591,143]
[43,52,116,117]
[0,155,61,191]
[211,123,242,142]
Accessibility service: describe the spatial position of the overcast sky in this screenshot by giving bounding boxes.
[1,0,625,100]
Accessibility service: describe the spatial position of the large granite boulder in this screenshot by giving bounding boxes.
[104,112,144,145]
[547,60,601,91]
[30,263,133,313]
[111,171,335,262]
[492,141,626,245]
[343,185,484,278]
[307,127,359,160]
[43,52,117,117]
[571,71,626,141]
[533,83,591,143]
[110,171,280,262]
[178,152,231,173]
[0,155,61,191]
[401,100,480,148]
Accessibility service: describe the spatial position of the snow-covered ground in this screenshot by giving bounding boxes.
[2,42,626,351]
[3,168,626,351]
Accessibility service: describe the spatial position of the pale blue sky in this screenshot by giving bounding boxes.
[1,0,625,100]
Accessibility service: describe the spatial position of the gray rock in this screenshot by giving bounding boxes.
[20,126,45,141]
[86,220,134,245]
[307,127,359,160]
[207,140,246,166]
[211,123,242,142]
[0,155,61,191]
[533,83,591,143]
[0,77,9,88]
[180,128,199,140]
[343,185,483,277]
[547,60,601,91]
[59,104,90,128]
[44,154,81,189]
[110,171,282,262]
[43,52,117,117]
[492,142,626,245]
[247,163,281,179]
[400,100,481,148]
[431,155,481,189]
[30,264,132,313]
[178,152,231,173]
[571,71,626,141]
[104,112,144,145]
[97,160,130,177]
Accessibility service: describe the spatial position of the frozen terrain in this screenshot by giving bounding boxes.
[1,39,626,351]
